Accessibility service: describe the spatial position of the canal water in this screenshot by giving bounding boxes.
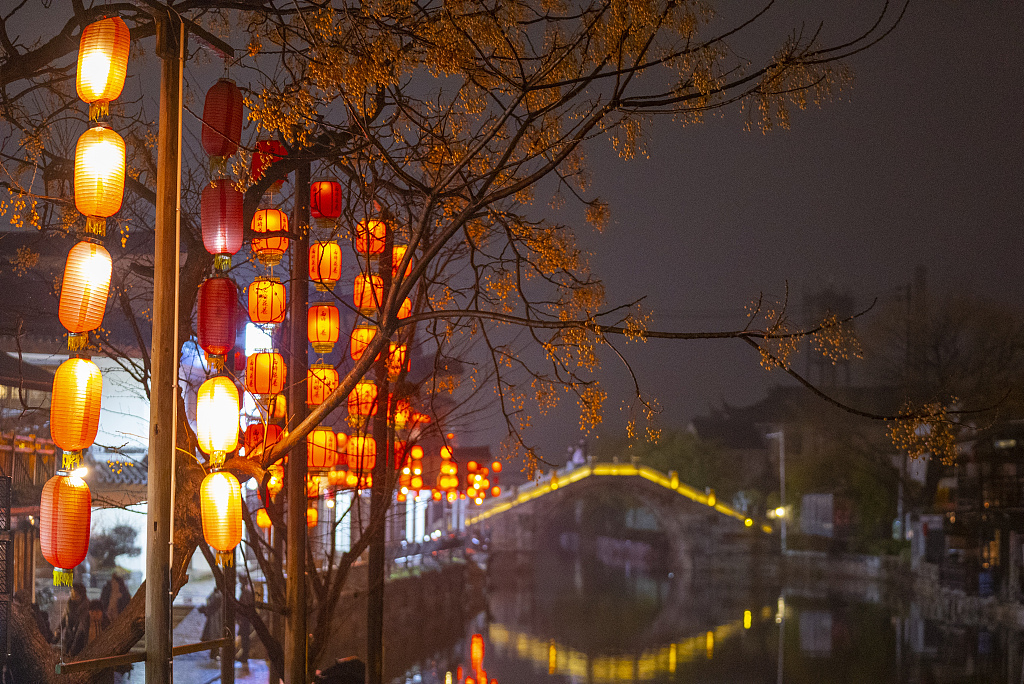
[391,549,1024,684]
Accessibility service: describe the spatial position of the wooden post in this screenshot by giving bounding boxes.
[285,161,311,684]
[146,12,183,684]
[221,552,236,684]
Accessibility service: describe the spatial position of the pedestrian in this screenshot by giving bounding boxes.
[100,572,130,622]
[199,587,223,660]
[237,581,254,669]
[59,583,90,657]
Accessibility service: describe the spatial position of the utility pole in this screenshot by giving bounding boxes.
[767,431,786,553]
[285,161,311,684]
[146,11,183,684]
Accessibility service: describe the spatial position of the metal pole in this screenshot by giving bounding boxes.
[146,12,183,684]
[285,161,310,684]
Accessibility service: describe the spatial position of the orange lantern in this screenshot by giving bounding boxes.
[307,364,340,407]
[256,508,272,529]
[350,324,377,361]
[76,17,130,120]
[309,240,343,292]
[251,208,290,266]
[196,376,240,464]
[50,358,102,454]
[398,297,412,320]
[200,470,243,566]
[327,469,346,488]
[306,506,319,528]
[354,274,384,313]
[308,304,340,354]
[40,472,91,586]
[387,343,408,380]
[347,380,378,425]
[246,351,286,397]
[393,400,412,430]
[74,124,126,236]
[266,463,284,499]
[354,219,387,256]
[306,476,322,499]
[346,434,376,474]
[391,244,413,279]
[267,394,288,421]
[59,240,112,350]
[248,276,287,327]
[307,426,338,473]
[244,423,283,456]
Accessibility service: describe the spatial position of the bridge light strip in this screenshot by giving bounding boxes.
[464,463,772,534]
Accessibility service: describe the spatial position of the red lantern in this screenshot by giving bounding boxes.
[307,363,340,407]
[354,274,384,313]
[251,139,288,191]
[197,276,238,369]
[307,426,338,473]
[40,472,91,586]
[244,423,283,456]
[251,208,290,267]
[310,180,342,221]
[354,219,387,256]
[308,304,340,355]
[246,351,287,397]
[201,180,243,267]
[248,276,287,327]
[202,79,243,166]
[309,240,342,292]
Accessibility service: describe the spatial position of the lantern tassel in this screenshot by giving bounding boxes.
[83,216,106,238]
[216,551,234,567]
[53,568,74,588]
[207,352,225,372]
[88,101,109,123]
[213,255,232,273]
[67,333,88,351]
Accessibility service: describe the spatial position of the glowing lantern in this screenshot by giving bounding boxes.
[310,180,343,222]
[256,508,272,529]
[201,180,244,268]
[267,394,288,421]
[398,297,412,320]
[307,427,338,473]
[76,17,130,120]
[196,376,240,464]
[251,139,288,191]
[309,240,343,292]
[346,435,376,474]
[200,470,243,566]
[245,351,286,397]
[201,79,243,172]
[387,343,408,380]
[266,463,284,499]
[74,124,125,236]
[248,276,287,327]
[40,469,91,586]
[354,219,387,256]
[307,364,340,407]
[391,244,413,279]
[347,380,378,426]
[306,507,318,527]
[244,423,283,456]
[327,469,345,488]
[308,304,340,354]
[471,634,485,673]
[50,358,102,454]
[251,208,290,267]
[59,240,112,350]
[350,325,376,361]
[354,274,384,313]
[393,400,412,430]
[306,476,322,499]
[197,276,238,369]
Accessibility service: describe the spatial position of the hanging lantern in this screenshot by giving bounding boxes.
[354,219,387,256]
[387,343,408,380]
[310,180,343,224]
[307,427,338,473]
[76,17,130,120]
[307,304,340,354]
[196,376,240,465]
[350,324,377,361]
[347,380,378,426]
[309,240,343,292]
[251,139,288,192]
[201,79,243,174]
[39,470,91,587]
[306,506,319,528]
[392,400,412,431]
[353,274,384,313]
[245,351,287,397]
[391,244,413,279]
[200,470,243,566]
[346,435,376,474]
[50,358,103,454]
[197,276,238,370]
[306,476,322,499]
[201,180,244,269]
[266,463,284,499]
[256,508,272,529]
[251,208,290,267]
[267,394,288,421]
[74,124,126,236]
[327,469,347,488]
[244,423,284,456]
[59,240,112,350]
[248,276,287,327]
[307,364,340,407]
[398,298,412,320]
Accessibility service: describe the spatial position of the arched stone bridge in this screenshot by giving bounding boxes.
[466,462,774,574]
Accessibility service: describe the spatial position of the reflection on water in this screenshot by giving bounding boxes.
[391,549,1024,684]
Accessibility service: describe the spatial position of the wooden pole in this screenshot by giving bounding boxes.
[285,161,311,684]
[221,552,236,684]
[146,12,183,684]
